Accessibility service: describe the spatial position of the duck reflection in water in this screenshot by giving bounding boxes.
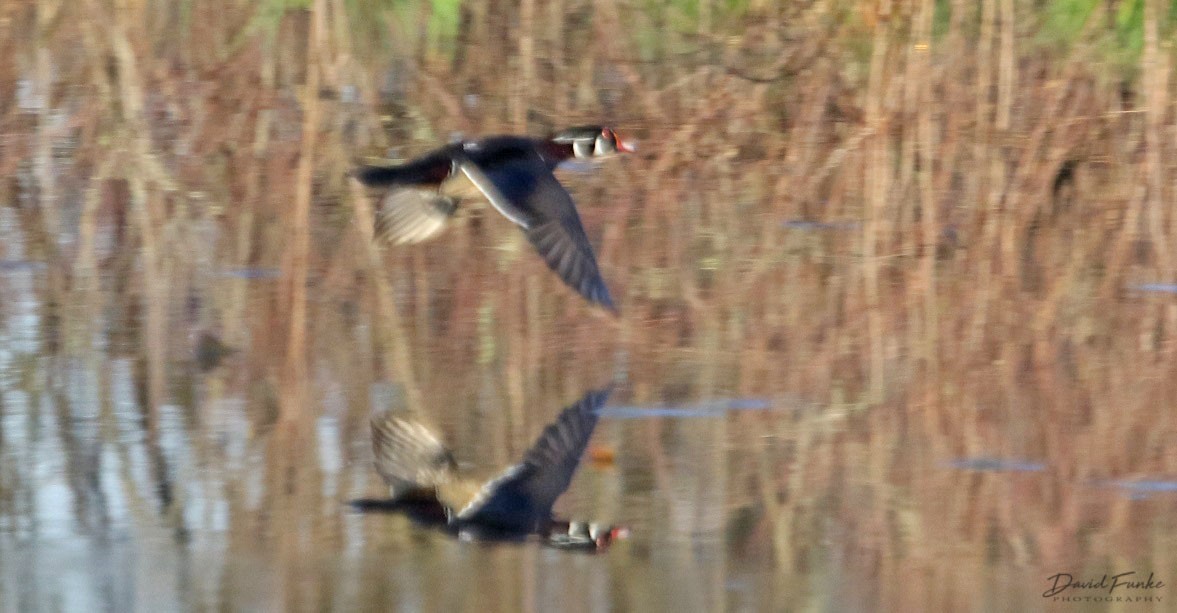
[351,387,628,553]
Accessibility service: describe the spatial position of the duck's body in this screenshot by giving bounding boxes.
[349,496,625,552]
[354,127,634,313]
[358,387,627,551]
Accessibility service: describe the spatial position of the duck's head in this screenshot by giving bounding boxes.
[588,522,631,551]
[547,521,631,552]
[550,126,637,159]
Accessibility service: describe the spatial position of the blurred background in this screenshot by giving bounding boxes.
[2,0,1177,610]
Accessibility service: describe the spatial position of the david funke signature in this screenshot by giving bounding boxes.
[1044,572,1164,598]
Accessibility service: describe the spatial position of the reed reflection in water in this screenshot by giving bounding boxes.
[5,0,1177,610]
[0,284,781,611]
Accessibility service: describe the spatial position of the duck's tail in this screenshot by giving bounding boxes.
[353,150,454,187]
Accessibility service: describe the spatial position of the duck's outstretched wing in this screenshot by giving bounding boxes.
[457,147,616,311]
[455,387,612,525]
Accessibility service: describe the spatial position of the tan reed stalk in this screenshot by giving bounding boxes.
[548,0,567,119]
[348,181,426,412]
[514,0,535,132]
[34,0,59,253]
[863,0,891,404]
[281,0,324,416]
[1143,0,1172,281]
[994,0,1016,278]
[967,0,998,351]
[915,0,940,400]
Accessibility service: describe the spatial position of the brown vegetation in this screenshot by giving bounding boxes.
[2,0,1177,610]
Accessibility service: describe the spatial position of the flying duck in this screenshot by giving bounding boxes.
[354,126,634,313]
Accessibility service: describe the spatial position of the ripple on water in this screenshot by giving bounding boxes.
[1131,283,1177,294]
[596,397,775,419]
[782,220,862,231]
[942,457,1047,473]
[216,268,282,280]
[1107,479,1177,500]
[0,260,48,273]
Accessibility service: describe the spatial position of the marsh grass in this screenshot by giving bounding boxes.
[4,0,1177,609]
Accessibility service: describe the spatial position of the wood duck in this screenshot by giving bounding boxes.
[352,387,628,552]
[354,127,635,313]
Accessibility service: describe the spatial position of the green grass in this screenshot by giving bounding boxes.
[424,0,462,49]
[244,0,313,42]
[228,0,463,59]
[1036,0,1177,75]
[229,0,1177,83]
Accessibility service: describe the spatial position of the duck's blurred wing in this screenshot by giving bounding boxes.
[374,188,458,245]
[371,408,458,498]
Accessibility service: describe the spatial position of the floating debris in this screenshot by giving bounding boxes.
[942,457,1046,472]
[195,333,236,372]
[587,445,617,467]
[597,398,773,420]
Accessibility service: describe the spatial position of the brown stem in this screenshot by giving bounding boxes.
[282,0,325,415]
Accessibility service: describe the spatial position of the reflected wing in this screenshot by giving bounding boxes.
[371,408,457,498]
[374,189,458,245]
[458,150,616,311]
[457,387,612,522]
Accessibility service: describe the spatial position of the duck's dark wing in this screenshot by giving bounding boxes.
[374,189,458,245]
[456,387,612,524]
[457,147,616,312]
[371,408,458,498]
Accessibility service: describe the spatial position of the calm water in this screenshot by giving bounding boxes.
[0,198,1173,613]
